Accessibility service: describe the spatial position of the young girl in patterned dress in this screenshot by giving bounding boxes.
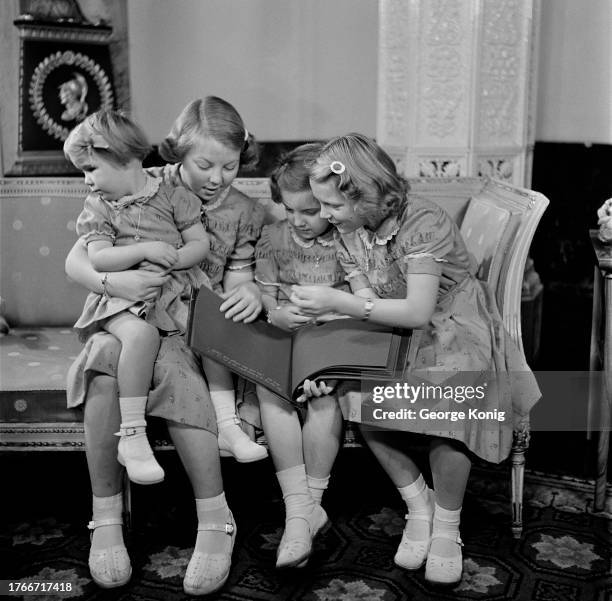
[291,134,540,585]
[64,97,266,595]
[255,144,348,568]
[65,109,210,487]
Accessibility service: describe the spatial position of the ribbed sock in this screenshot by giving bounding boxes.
[91,492,124,551]
[431,504,461,558]
[307,474,330,505]
[194,492,232,555]
[397,474,433,540]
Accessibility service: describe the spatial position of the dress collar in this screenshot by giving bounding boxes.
[357,214,400,249]
[109,174,161,209]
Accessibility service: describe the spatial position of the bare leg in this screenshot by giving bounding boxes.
[359,425,422,486]
[84,373,122,497]
[302,395,343,479]
[167,423,223,498]
[169,423,234,596]
[258,385,327,569]
[104,312,160,398]
[84,373,131,588]
[424,438,470,584]
[104,313,163,484]
[429,438,471,510]
[258,385,304,470]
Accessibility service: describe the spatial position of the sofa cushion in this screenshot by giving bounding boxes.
[0,327,83,423]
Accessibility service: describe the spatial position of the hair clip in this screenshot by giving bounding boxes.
[330,160,346,175]
[243,128,249,142]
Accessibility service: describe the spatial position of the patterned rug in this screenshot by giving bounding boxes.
[1,450,610,600]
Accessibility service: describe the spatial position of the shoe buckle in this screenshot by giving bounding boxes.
[225,522,234,535]
[87,520,96,531]
[121,426,139,436]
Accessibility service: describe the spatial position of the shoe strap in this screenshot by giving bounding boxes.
[403,511,434,524]
[431,531,463,546]
[196,521,235,535]
[88,517,123,530]
[115,424,147,437]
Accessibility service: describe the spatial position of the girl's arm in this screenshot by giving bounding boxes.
[290,272,439,329]
[174,222,210,270]
[66,239,169,301]
[88,239,179,272]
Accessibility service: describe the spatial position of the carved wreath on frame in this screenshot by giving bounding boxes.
[28,50,114,142]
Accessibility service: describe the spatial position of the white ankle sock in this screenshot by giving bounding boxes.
[210,390,239,428]
[194,493,233,555]
[119,396,147,426]
[91,492,124,551]
[397,474,433,540]
[277,465,314,538]
[431,504,462,558]
[307,475,330,505]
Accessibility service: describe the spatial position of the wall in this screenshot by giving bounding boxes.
[536,0,612,144]
[127,0,378,143]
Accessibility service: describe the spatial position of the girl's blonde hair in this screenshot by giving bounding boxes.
[63,109,151,168]
[159,96,259,170]
[309,133,409,225]
[269,142,323,204]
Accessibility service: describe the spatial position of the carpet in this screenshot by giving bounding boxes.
[1,450,610,600]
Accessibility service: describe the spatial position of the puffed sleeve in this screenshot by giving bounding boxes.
[75,194,115,244]
[170,187,203,232]
[226,199,265,269]
[335,237,371,292]
[254,225,280,299]
[396,204,453,277]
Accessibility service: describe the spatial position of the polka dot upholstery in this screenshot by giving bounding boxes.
[0,179,89,327]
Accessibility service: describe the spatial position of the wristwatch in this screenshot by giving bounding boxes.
[266,306,281,324]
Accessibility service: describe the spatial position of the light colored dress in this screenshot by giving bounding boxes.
[74,175,209,340]
[66,166,264,432]
[335,195,541,463]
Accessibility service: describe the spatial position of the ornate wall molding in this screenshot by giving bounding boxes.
[377,0,540,187]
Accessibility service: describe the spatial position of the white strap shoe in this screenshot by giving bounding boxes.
[116,422,165,485]
[276,504,329,569]
[183,511,236,596]
[87,518,131,589]
[394,487,434,570]
[424,531,464,586]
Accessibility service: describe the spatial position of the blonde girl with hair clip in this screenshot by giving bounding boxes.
[64,97,265,595]
[255,143,347,568]
[64,109,210,488]
[291,133,540,586]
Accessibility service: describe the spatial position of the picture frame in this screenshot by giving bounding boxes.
[4,14,116,175]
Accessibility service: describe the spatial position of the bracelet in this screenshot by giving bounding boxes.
[101,273,110,298]
[362,298,374,321]
[266,305,281,324]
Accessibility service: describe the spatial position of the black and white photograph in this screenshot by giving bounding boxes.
[0,0,610,599]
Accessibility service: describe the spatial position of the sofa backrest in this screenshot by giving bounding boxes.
[0,176,548,342]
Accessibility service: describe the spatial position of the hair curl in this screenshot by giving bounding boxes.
[309,133,409,226]
[159,96,259,171]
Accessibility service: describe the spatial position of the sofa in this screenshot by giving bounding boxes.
[0,175,548,537]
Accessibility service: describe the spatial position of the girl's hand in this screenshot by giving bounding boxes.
[290,285,338,316]
[296,379,337,404]
[219,281,262,323]
[269,304,313,331]
[141,241,179,269]
[106,270,169,303]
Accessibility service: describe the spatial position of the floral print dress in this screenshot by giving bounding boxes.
[335,195,540,463]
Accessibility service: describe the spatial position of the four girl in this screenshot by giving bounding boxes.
[65,104,539,593]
